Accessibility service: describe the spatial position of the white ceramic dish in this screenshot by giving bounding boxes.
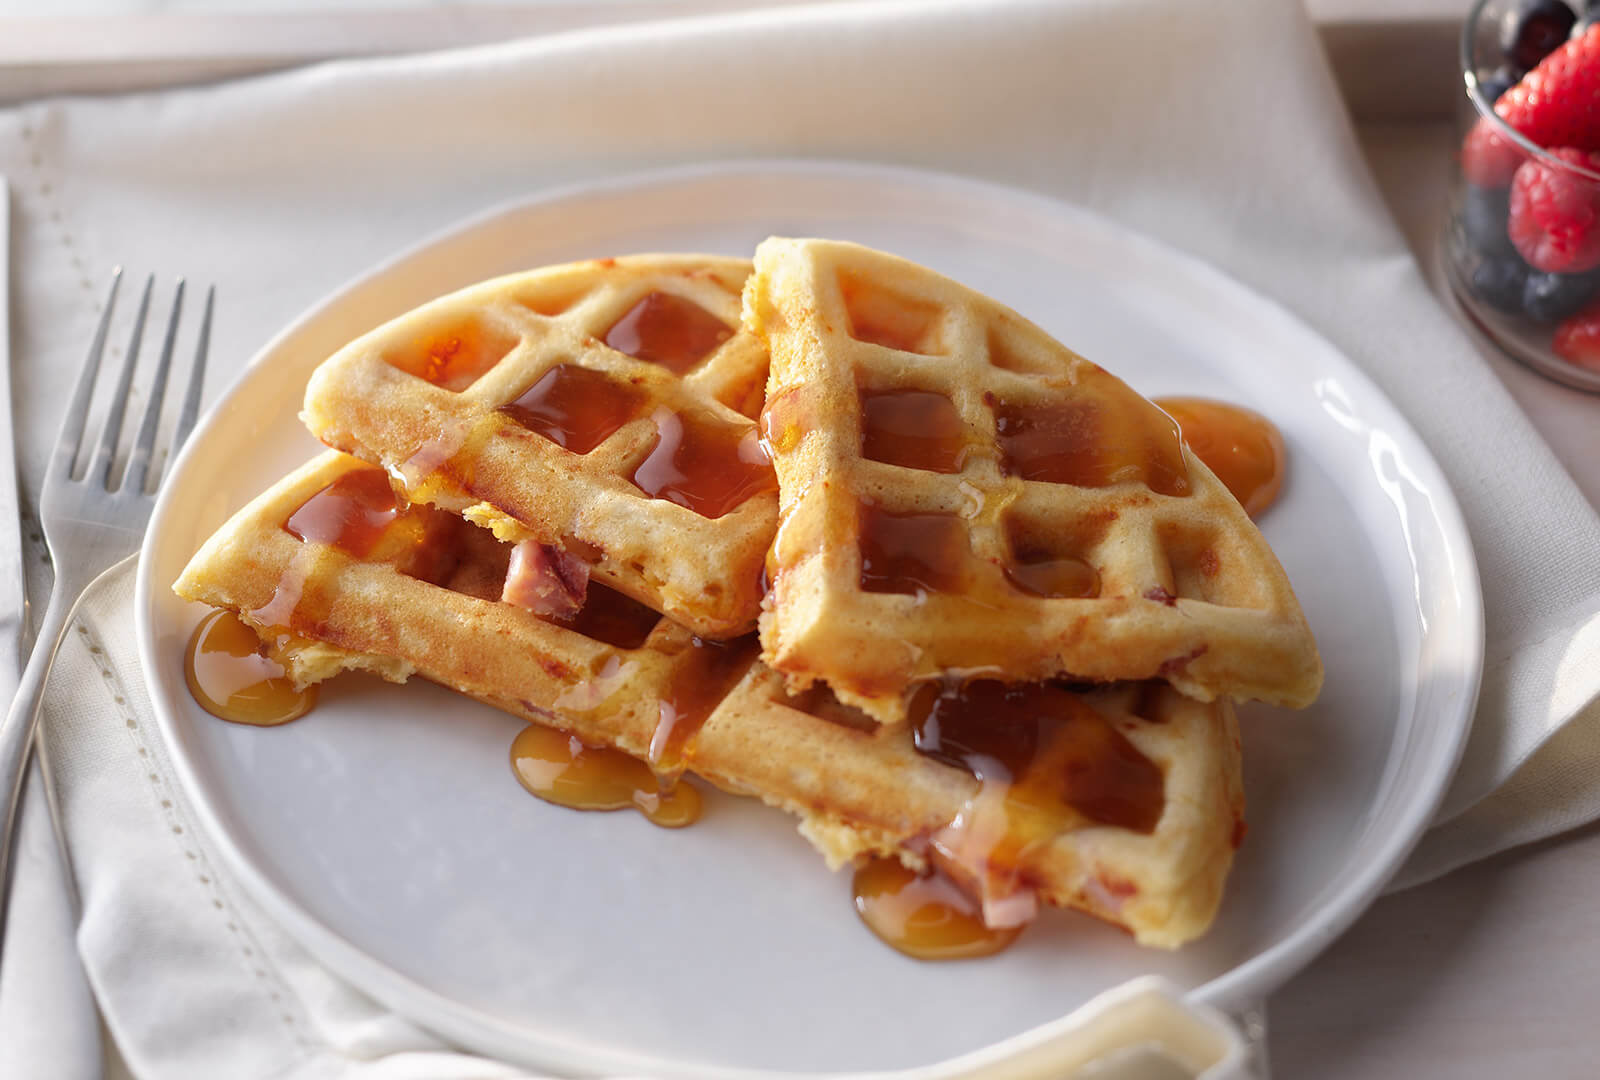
[136,161,1482,1078]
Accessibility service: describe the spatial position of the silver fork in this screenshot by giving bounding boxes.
[0,269,211,944]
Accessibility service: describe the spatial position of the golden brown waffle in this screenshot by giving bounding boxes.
[302,255,774,639]
[745,237,1323,727]
[175,452,1242,948]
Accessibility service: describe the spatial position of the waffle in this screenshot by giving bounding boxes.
[174,452,1243,948]
[745,237,1323,727]
[301,255,774,639]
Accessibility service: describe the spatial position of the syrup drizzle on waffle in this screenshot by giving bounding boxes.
[910,679,1165,921]
[649,634,762,775]
[499,364,648,454]
[629,408,776,520]
[604,290,734,375]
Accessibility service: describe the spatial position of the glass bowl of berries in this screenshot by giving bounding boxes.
[1443,0,1600,392]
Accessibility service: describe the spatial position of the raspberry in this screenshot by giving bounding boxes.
[1461,117,1527,188]
[1508,148,1600,273]
[1496,23,1600,151]
[1551,296,1600,370]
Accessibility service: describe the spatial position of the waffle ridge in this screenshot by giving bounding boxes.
[746,237,1323,727]
[302,255,775,639]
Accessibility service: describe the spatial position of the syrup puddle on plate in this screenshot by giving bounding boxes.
[185,609,317,727]
[510,722,701,828]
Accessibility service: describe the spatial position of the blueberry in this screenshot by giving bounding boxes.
[1476,63,1523,103]
[1523,269,1600,321]
[1461,184,1517,258]
[1501,0,1577,69]
[1468,254,1530,313]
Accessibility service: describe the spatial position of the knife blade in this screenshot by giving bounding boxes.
[0,179,21,684]
[0,174,104,1080]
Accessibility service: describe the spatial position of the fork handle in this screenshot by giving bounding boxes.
[0,570,88,948]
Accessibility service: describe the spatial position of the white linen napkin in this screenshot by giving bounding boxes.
[0,0,1597,1074]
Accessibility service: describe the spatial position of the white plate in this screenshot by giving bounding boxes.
[136,161,1482,1077]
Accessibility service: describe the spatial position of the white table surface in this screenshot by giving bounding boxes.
[1,11,1597,1078]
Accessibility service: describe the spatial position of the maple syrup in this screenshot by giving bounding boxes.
[1154,397,1285,517]
[1003,549,1100,599]
[852,857,1023,960]
[284,468,401,557]
[510,722,700,828]
[913,680,1164,833]
[858,504,968,595]
[386,319,517,392]
[185,609,317,726]
[604,291,732,374]
[629,408,776,519]
[909,680,1164,922]
[549,582,661,650]
[390,422,483,502]
[500,364,648,454]
[994,394,1189,496]
[839,271,941,354]
[758,386,807,457]
[650,634,761,773]
[859,389,968,473]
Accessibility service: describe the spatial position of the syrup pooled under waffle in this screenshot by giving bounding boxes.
[174,452,1243,948]
[746,237,1323,727]
[301,255,775,639]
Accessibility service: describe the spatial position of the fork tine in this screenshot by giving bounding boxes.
[170,284,212,456]
[56,269,122,479]
[86,274,154,488]
[122,280,185,494]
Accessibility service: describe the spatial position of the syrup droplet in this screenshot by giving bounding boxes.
[500,364,648,454]
[858,503,969,595]
[603,291,732,374]
[185,609,317,727]
[994,389,1189,496]
[759,386,807,457]
[510,723,700,828]
[1154,397,1286,517]
[852,857,1022,960]
[629,408,776,519]
[859,389,968,473]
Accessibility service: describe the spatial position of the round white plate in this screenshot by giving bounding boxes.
[136,161,1482,1077]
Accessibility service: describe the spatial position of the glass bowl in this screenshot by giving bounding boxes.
[1441,0,1600,393]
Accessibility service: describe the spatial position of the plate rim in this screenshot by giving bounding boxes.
[135,157,1484,1076]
